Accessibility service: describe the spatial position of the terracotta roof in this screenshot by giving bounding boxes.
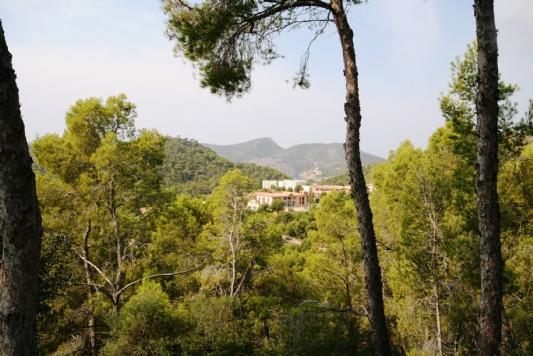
[250,191,307,198]
[312,185,350,190]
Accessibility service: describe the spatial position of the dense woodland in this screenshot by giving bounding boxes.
[27,46,532,355]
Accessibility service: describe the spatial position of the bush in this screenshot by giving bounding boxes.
[271,199,285,212]
[179,296,254,355]
[101,281,182,355]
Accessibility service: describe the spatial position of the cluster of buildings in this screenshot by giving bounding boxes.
[248,180,353,212]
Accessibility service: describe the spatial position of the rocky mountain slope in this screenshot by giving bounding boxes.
[205,137,384,179]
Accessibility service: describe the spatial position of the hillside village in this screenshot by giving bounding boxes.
[248,179,373,212]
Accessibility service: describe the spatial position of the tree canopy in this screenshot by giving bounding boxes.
[163,0,347,98]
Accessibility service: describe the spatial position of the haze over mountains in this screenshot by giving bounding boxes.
[205,137,384,180]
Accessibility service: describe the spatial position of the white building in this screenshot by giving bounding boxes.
[261,179,306,191]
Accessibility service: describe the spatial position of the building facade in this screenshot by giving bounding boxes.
[248,191,310,211]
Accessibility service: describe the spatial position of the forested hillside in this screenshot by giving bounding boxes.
[162,137,288,194]
[319,165,375,185]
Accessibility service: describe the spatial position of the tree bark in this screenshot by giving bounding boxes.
[0,20,43,356]
[331,2,391,354]
[474,1,503,354]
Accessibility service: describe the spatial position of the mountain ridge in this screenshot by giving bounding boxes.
[204,138,384,180]
[207,137,284,162]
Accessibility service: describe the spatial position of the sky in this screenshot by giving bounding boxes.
[1,0,532,157]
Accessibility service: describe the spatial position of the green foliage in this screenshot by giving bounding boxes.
[440,43,532,164]
[277,211,315,238]
[33,44,532,354]
[64,94,136,159]
[162,137,232,194]
[236,162,288,185]
[498,145,533,354]
[35,129,532,356]
[200,57,252,96]
[271,198,285,212]
[102,282,182,355]
[178,296,255,355]
[320,172,350,185]
[196,170,255,297]
[162,0,365,99]
[301,193,366,352]
[37,232,82,355]
[162,136,287,195]
[273,302,366,356]
[368,45,533,354]
[320,163,376,186]
[371,139,481,353]
[211,169,253,218]
[34,95,169,354]
[146,195,211,298]
[163,0,269,98]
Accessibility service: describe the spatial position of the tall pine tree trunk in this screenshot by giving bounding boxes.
[331,2,391,354]
[0,20,43,355]
[474,0,503,354]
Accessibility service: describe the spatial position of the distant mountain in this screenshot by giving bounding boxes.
[205,138,384,180]
[162,137,288,195]
[207,137,284,162]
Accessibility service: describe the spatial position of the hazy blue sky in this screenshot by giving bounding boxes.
[1,0,532,157]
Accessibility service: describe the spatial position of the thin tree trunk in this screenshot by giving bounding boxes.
[434,286,443,356]
[229,202,238,297]
[331,2,391,354]
[474,1,503,354]
[0,20,43,356]
[108,179,125,310]
[229,235,237,297]
[87,316,97,356]
[109,181,124,297]
[422,178,444,356]
[82,221,97,356]
[432,240,443,356]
